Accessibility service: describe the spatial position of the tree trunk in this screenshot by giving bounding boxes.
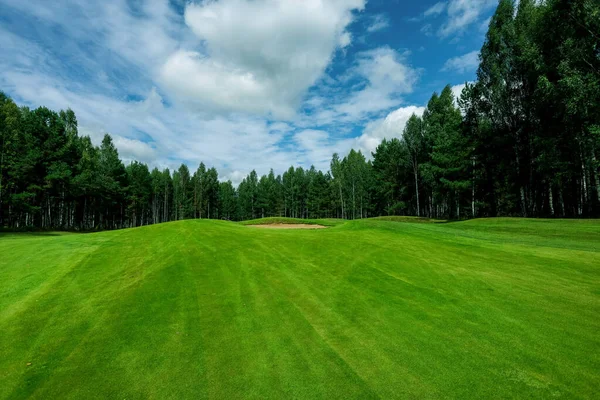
[352,181,356,220]
[472,157,475,218]
[338,184,344,219]
[456,191,460,219]
[548,185,555,216]
[582,160,589,209]
[164,186,168,222]
[0,140,4,226]
[515,149,527,217]
[413,165,420,217]
[593,151,600,203]
[520,186,527,217]
[430,195,433,218]
[579,144,589,214]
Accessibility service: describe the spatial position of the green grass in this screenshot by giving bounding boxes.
[369,215,446,223]
[238,217,343,226]
[1,218,599,399]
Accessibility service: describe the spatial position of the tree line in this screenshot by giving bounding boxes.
[0,0,598,230]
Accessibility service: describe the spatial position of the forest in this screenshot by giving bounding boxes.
[0,0,598,230]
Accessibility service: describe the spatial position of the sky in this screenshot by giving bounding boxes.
[0,0,496,184]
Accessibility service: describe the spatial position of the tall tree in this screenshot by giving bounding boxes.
[204,167,219,218]
[218,180,237,220]
[372,138,409,216]
[98,134,127,228]
[193,163,206,218]
[403,114,424,216]
[126,161,152,227]
[330,153,345,219]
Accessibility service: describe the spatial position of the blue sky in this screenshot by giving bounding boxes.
[0,0,496,183]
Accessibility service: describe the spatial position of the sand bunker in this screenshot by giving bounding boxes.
[248,224,327,229]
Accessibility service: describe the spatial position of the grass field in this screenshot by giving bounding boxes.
[1,218,599,399]
[238,216,343,226]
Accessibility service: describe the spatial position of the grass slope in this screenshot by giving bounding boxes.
[369,215,446,223]
[238,217,342,226]
[1,219,598,399]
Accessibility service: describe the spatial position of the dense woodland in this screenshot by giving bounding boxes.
[0,0,598,230]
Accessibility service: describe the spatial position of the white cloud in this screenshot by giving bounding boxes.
[160,50,294,117]
[421,24,433,36]
[112,136,158,164]
[410,1,447,22]
[339,48,418,114]
[424,2,447,17]
[356,105,426,154]
[438,0,497,38]
[294,130,350,170]
[366,105,426,140]
[442,50,480,74]
[159,0,366,117]
[367,14,390,33]
[227,171,248,186]
[307,47,420,126]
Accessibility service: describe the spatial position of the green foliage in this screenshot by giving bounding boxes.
[371,138,408,215]
[218,180,236,220]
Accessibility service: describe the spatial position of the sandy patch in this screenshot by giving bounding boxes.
[248,224,327,229]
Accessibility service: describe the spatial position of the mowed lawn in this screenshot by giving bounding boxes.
[0,219,599,399]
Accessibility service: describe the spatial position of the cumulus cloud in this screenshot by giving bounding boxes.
[159,0,366,117]
[355,105,426,154]
[442,50,480,74]
[160,51,294,117]
[112,136,158,164]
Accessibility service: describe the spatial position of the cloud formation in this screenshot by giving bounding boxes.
[355,105,426,155]
[424,2,447,17]
[307,47,420,126]
[367,14,391,33]
[160,0,365,118]
[413,0,496,39]
[442,51,480,74]
[439,0,497,38]
[0,0,486,184]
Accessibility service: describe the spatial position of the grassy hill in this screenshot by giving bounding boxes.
[1,218,598,399]
[238,216,343,226]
